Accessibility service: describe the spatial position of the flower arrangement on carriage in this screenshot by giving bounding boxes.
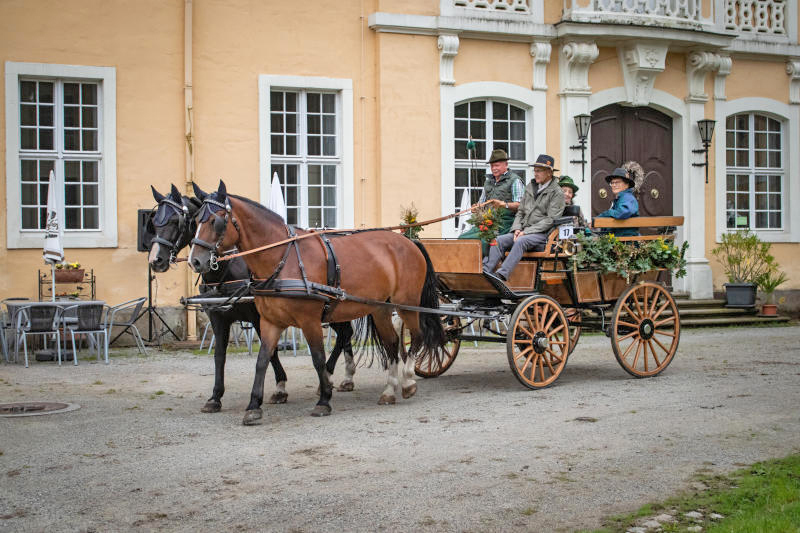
[399,203,423,240]
[466,206,504,245]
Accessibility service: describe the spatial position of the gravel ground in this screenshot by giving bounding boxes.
[1,325,799,532]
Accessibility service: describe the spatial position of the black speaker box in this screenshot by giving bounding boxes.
[137,209,155,252]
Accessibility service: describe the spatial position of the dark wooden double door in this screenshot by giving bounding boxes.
[590,104,673,217]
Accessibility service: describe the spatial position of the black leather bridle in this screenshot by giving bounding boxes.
[151,197,190,264]
[191,195,240,271]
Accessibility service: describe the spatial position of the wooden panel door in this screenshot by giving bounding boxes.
[590,105,673,217]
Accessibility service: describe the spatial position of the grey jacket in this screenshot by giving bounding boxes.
[511,178,566,235]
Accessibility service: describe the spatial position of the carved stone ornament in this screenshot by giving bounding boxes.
[618,43,668,107]
[531,41,552,91]
[438,34,460,86]
[560,42,599,95]
[714,55,732,101]
[786,59,800,104]
[686,50,724,102]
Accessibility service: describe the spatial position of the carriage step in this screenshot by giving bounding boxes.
[680,315,792,327]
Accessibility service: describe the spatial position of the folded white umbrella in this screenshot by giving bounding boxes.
[43,169,64,301]
[268,172,287,222]
[457,188,472,234]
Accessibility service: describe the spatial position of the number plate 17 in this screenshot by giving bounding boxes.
[558,224,574,240]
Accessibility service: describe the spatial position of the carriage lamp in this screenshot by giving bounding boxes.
[569,114,592,182]
[692,119,716,184]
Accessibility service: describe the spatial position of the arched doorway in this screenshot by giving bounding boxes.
[590,104,673,217]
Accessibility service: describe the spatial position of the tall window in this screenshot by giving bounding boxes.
[725,113,783,230]
[19,79,101,231]
[453,99,528,213]
[270,90,339,228]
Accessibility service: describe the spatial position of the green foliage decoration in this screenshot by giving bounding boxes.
[571,233,688,281]
[400,203,423,240]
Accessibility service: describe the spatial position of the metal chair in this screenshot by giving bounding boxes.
[65,303,108,365]
[14,304,64,368]
[106,297,147,355]
[1,298,30,363]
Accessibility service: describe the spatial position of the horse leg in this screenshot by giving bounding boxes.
[201,313,229,413]
[243,321,282,426]
[267,347,288,404]
[396,310,420,400]
[299,324,333,417]
[370,310,401,405]
[326,322,356,392]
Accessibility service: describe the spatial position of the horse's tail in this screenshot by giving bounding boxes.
[411,240,447,356]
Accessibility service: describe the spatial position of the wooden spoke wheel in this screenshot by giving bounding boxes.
[402,314,462,379]
[564,308,582,356]
[506,295,571,389]
[610,281,680,378]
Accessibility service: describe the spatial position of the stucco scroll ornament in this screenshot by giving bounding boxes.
[786,59,800,104]
[531,41,552,91]
[438,34,460,86]
[686,51,722,102]
[561,42,599,95]
[619,43,667,106]
[714,55,732,101]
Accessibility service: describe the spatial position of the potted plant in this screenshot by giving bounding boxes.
[756,267,788,316]
[54,261,85,283]
[711,231,775,308]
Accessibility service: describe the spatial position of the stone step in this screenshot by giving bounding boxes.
[675,298,728,308]
[680,315,792,327]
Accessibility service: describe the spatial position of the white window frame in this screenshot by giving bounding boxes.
[441,81,544,237]
[258,75,354,229]
[715,97,799,243]
[5,61,117,248]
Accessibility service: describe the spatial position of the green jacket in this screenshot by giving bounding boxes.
[511,178,565,235]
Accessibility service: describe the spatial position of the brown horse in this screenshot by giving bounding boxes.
[188,181,445,425]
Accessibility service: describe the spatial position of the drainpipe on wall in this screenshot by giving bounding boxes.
[184,0,197,340]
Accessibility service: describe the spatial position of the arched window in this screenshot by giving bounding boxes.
[725,113,784,230]
[453,99,529,211]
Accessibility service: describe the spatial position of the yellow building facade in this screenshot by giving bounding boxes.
[2,0,799,333]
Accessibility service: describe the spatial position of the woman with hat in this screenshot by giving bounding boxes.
[558,175,579,206]
[594,167,639,237]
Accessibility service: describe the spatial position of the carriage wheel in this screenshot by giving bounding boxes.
[406,314,462,378]
[610,281,680,378]
[565,308,582,356]
[506,295,570,389]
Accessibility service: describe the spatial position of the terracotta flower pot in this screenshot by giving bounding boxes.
[54,269,85,283]
[760,303,778,316]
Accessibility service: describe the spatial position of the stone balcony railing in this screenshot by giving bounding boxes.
[724,0,786,37]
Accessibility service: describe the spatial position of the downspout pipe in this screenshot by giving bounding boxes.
[184,0,197,340]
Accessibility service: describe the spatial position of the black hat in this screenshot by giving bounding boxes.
[531,154,558,172]
[487,149,509,164]
[605,167,635,187]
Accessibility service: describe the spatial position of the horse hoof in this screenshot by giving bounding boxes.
[310,405,331,417]
[267,391,288,404]
[242,409,263,426]
[377,394,396,405]
[337,381,354,392]
[201,400,221,413]
[402,383,417,399]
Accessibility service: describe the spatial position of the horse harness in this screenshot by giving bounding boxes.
[151,197,190,264]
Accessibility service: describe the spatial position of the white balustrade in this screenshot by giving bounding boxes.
[725,0,785,34]
[562,0,713,29]
[453,0,531,13]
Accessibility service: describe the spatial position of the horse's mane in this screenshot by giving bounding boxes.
[228,194,285,225]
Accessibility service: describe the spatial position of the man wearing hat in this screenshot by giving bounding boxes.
[458,148,525,254]
[594,167,639,237]
[484,154,565,281]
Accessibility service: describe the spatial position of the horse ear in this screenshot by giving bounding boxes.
[169,184,182,202]
[151,185,165,203]
[192,181,207,201]
[218,180,227,198]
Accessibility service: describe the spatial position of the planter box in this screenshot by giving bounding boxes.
[54,269,85,283]
[724,282,757,308]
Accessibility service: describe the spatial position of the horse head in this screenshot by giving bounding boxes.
[188,180,240,274]
[148,184,197,272]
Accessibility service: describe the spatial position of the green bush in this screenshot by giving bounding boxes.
[711,230,775,284]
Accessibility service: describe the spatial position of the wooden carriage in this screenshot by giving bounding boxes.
[415,216,685,390]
